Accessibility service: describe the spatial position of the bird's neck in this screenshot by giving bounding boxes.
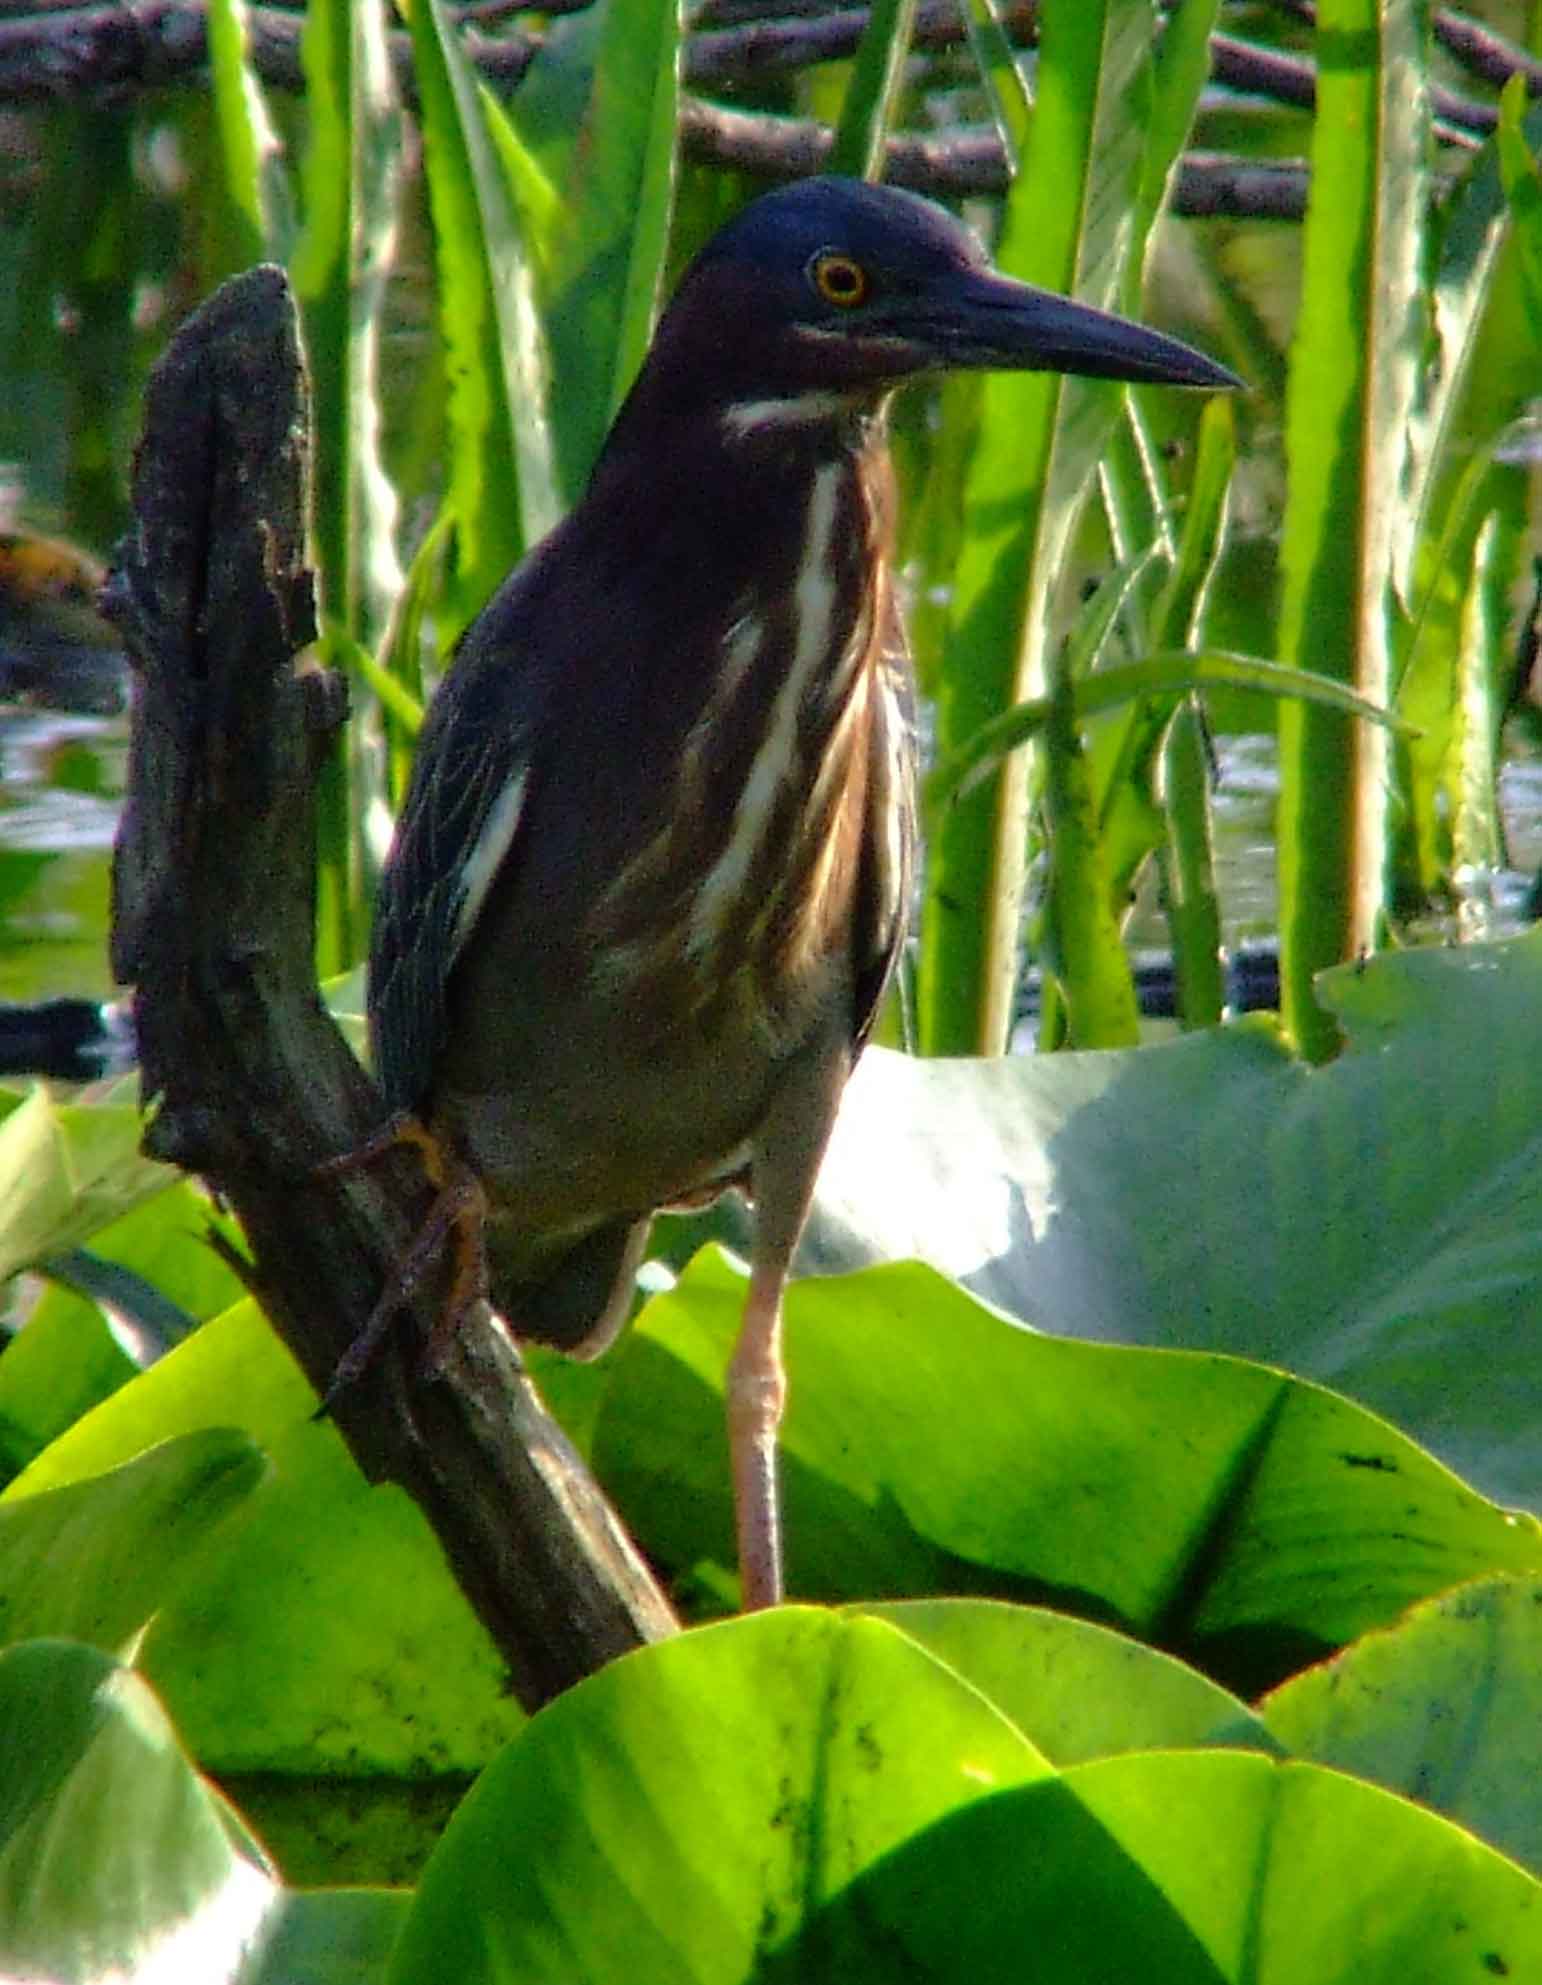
[577,393,906,1026]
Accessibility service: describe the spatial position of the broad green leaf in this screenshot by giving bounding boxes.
[0,1641,402,1976]
[783,1749,1542,1980]
[0,1286,138,1485]
[1263,1574,1542,1875]
[859,1599,1272,1760]
[703,928,1542,1511]
[0,1428,265,1654]
[239,1888,409,1985]
[0,1177,248,1484]
[3,1301,522,1857]
[596,1248,1538,1689]
[0,1083,174,1282]
[389,1623,1541,1983]
[0,1640,278,1983]
[387,1609,1050,1985]
[1275,0,1431,1055]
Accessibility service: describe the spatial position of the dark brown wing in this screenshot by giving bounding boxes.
[367,579,554,1115]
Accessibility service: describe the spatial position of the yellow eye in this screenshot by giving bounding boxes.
[809,252,870,309]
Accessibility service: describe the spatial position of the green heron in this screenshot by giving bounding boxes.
[355,176,1236,1609]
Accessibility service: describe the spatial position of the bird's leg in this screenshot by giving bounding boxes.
[318,1113,490,1403]
[727,1256,792,1611]
[729,1047,848,1611]
[315,1108,442,1181]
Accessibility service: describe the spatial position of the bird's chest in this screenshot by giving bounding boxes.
[586,454,892,1050]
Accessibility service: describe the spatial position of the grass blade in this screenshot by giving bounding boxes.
[918,0,1165,1053]
[404,0,561,640]
[1275,0,1432,1058]
[289,0,404,971]
[829,0,921,182]
[513,0,683,501]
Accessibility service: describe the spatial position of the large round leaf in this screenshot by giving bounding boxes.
[0,1638,407,1985]
[668,933,1542,1510]
[775,1749,1542,1981]
[2,1300,521,1882]
[388,1607,1050,1985]
[595,1247,1539,1686]
[0,1426,265,1653]
[856,1598,1272,1759]
[1263,1572,1542,1874]
[387,1614,1542,1983]
[0,1639,277,1983]
[0,1081,174,1283]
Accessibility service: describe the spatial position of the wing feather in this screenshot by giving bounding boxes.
[367,596,547,1113]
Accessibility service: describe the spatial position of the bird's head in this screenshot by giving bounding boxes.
[625,176,1238,434]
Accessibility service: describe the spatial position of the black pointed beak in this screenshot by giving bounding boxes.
[896,267,1241,391]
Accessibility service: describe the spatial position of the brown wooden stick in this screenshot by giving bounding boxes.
[105,264,677,1714]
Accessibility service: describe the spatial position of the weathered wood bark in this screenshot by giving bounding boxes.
[105,265,678,1711]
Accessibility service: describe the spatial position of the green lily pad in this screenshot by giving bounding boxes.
[388,1607,1050,1985]
[594,1248,1541,1689]
[1263,1572,1542,1874]
[664,933,1542,1512]
[0,1426,265,1654]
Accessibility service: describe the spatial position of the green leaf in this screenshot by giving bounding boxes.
[389,1620,1541,1981]
[1275,0,1431,1055]
[512,0,682,500]
[788,1749,1542,1980]
[0,1428,266,1654]
[926,647,1413,818]
[919,0,1182,1053]
[239,1888,409,1985]
[387,1609,1050,1985]
[289,0,405,971]
[596,1248,1538,1689]
[828,0,919,182]
[0,1084,174,1283]
[1263,1573,1542,1875]
[1495,74,1542,324]
[4,1300,522,1878]
[206,0,295,273]
[858,1599,1273,1760]
[1402,87,1542,606]
[1132,0,1221,280]
[0,1640,279,1983]
[714,928,1542,1514]
[0,1178,249,1483]
[1160,695,1225,1026]
[403,0,560,631]
[955,0,1032,172]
